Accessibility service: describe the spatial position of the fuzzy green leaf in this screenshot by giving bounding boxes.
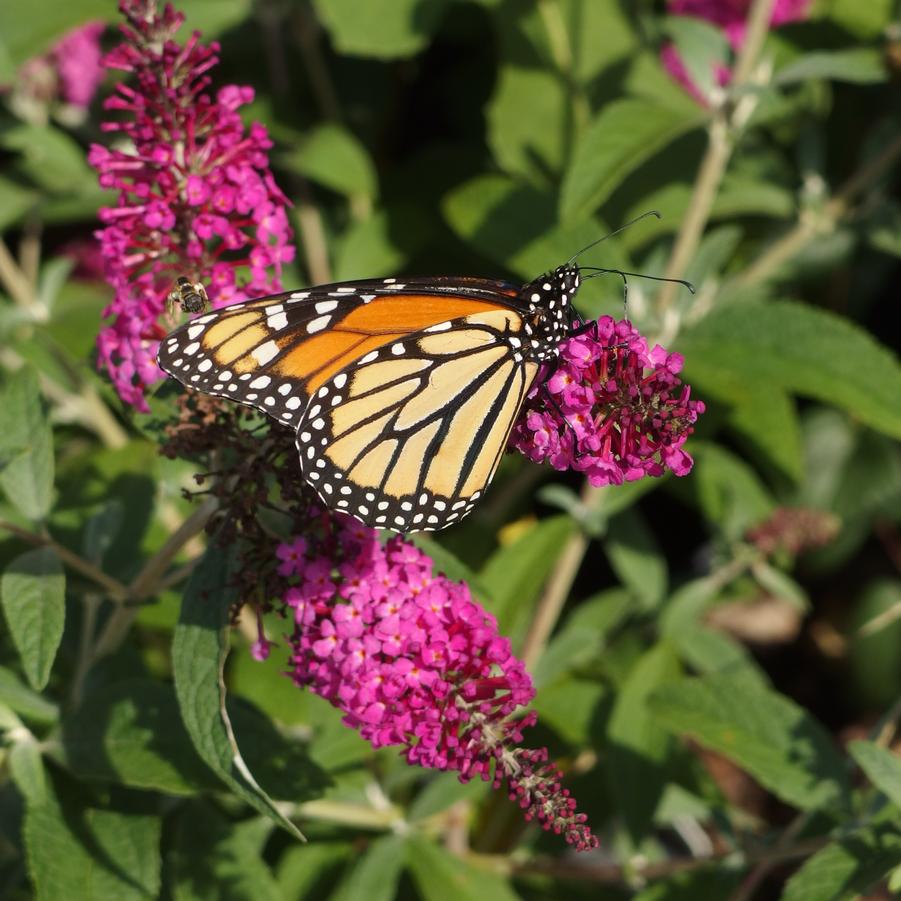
[849,740,901,809]
[1,547,65,691]
[782,824,901,901]
[776,48,886,85]
[24,779,161,901]
[62,679,220,795]
[0,368,54,520]
[312,0,450,58]
[282,124,377,199]
[650,673,850,811]
[406,836,519,901]
[560,98,703,224]
[172,543,306,840]
[607,643,680,841]
[679,300,901,440]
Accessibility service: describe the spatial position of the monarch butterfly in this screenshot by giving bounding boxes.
[157,217,684,532]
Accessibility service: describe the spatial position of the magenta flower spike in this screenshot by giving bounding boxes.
[54,22,107,109]
[279,518,599,851]
[509,317,705,486]
[90,0,294,411]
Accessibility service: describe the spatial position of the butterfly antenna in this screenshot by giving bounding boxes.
[581,268,695,322]
[567,210,662,265]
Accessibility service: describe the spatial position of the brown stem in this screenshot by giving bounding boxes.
[91,496,218,659]
[0,520,129,601]
[492,836,828,886]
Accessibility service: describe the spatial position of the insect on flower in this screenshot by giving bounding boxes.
[166,277,210,316]
[157,215,694,533]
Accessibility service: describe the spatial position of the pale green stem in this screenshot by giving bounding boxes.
[656,0,777,316]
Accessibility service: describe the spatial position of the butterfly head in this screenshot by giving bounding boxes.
[521,263,581,360]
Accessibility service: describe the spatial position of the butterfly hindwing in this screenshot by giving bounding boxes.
[296,307,539,531]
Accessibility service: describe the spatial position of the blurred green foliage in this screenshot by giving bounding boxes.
[1,0,901,898]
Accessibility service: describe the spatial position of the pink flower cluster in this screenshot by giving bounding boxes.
[90,0,294,411]
[663,0,811,103]
[277,518,597,850]
[9,22,106,115]
[509,317,704,486]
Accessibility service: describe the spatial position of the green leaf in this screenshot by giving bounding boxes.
[8,741,47,805]
[725,386,802,481]
[282,124,377,199]
[775,48,886,85]
[782,824,901,901]
[406,835,519,901]
[276,843,351,901]
[479,515,574,642]
[486,67,567,183]
[24,777,162,901]
[690,443,775,539]
[0,0,111,71]
[606,643,680,841]
[534,588,632,686]
[821,0,893,36]
[670,625,770,688]
[0,367,54,520]
[0,175,37,231]
[333,206,432,282]
[1,123,96,196]
[0,665,58,723]
[330,836,405,901]
[664,15,730,101]
[442,174,623,284]
[407,773,488,823]
[170,803,280,901]
[604,507,667,609]
[61,679,220,796]
[679,300,901,441]
[849,740,901,809]
[228,698,329,803]
[172,543,306,840]
[650,673,850,811]
[532,675,606,745]
[560,98,703,224]
[311,0,451,58]
[1,547,65,691]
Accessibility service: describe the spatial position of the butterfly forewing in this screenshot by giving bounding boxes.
[295,308,539,531]
[157,276,524,430]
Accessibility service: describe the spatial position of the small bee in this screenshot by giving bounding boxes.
[166,277,209,315]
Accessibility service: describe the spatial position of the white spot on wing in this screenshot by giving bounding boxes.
[307,315,331,334]
[252,341,279,365]
[315,300,338,313]
[267,312,288,330]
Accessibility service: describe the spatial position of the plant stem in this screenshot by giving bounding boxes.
[656,0,777,316]
[489,836,828,885]
[734,130,901,288]
[0,520,129,601]
[91,496,218,659]
[519,481,595,670]
[0,237,36,309]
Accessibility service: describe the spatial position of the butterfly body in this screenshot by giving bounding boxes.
[158,264,581,531]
